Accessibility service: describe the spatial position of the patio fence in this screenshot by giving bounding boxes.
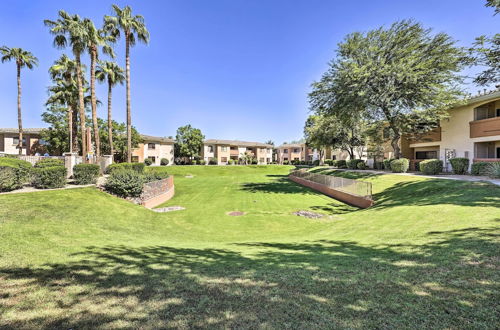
[289,169,373,208]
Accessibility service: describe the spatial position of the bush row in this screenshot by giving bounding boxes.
[104,168,170,198]
[106,162,145,174]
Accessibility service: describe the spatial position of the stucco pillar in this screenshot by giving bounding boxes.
[101,155,113,172]
[64,152,77,178]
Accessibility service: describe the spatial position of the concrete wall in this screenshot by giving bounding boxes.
[140,176,175,208]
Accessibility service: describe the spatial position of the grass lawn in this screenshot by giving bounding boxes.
[0,165,499,328]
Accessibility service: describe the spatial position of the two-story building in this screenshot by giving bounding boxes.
[132,134,175,166]
[201,139,273,165]
[276,143,325,164]
[401,89,500,171]
[0,128,48,155]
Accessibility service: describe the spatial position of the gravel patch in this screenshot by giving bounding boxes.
[152,206,186,213]
[293,210,325,219]
[227,211,246,216]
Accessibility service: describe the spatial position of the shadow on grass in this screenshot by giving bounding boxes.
[373,179,500,209]
[240,177,315,195]
[0,228,498,328]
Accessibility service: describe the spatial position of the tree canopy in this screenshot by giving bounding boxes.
[174,125,205,159]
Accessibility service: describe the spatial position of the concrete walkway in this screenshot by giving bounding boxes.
[331,168,500,186]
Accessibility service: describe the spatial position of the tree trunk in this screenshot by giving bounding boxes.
[72,103,79,153]
[391,134,401,159]
[90,46,100,157]
[125,31,132,162]
[75,53,87,162]
[16,63,23,155]
[108,80,114,158]
[68,103,73,153]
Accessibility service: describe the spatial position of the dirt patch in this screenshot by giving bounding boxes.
[185,175,194,178]
[293,210,324,219]
[227,211,246,216]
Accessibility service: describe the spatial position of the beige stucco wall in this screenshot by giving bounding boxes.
[133,142,174,165]
[0,133,44,155]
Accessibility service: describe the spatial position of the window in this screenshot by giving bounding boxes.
[294,157,299,161]
[284,157,288,161]
[332,155,337,160]
[284,149,288,153]
[147,143,156,150]
[497,147,500,159]
[496,109,500,117]
[259,158,264,163]
[148,156,156,163]
[415,151,438,160]
[12,137,26,146]
[230,146,238,150]
[208,146,214,153]
[131,156,139,163]
[293,148,299,153]
[221,146,227,152]
[221,157,227,162]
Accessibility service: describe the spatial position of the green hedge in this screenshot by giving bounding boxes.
[449,158,469,175]
[73,163,100,185]
[34,158,64,168]
[383,159,393,171]
[347,159,364,169]
[334,160,347,168]
[32,166,67,189]
[199,160,206,165]
[357,161,367,170]
[106,162,145,174]
[144,158,153,166]
[390,158,409,173]
[419,159,443,175]
[486,162,500,178]
[160,158,169,166]
[324,159,333,166]
[471,162,491,176]
[0,158,32,191]
[105,169,170,198]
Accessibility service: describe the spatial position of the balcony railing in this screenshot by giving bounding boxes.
[470,116,500,138]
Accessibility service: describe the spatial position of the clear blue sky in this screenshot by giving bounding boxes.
[0,0,497,144]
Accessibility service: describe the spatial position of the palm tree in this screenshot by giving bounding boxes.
[48,54,79,152]
[45,11,89,160]
[96,61,125,157]
[0,46,38,155]
[104,5,149,162]
[84,18,115,157]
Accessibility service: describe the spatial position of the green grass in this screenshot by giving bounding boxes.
[0,165,498,328]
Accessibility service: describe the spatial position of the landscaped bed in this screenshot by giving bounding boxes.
[0,165,498,328]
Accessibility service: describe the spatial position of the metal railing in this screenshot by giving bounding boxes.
[289,169,372,199]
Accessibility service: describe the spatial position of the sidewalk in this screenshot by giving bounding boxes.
[331,168,500,186]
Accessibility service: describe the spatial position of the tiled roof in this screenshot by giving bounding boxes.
[277,143,305,149]
[204,139,273,148]
[141,134,175,143]
[0,128,44,134]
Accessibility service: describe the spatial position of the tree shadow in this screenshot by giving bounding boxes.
[0,228,498,328]
[308,168,383,179]
[373,179,500,209]
[240,177,316,195]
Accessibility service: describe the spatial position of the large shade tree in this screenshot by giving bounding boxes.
[96,61,125,158]
[174,125,204,161]
[310,20,466,158]
[0,46,38,155]
[45,11,90,160]
[104,5,149,162]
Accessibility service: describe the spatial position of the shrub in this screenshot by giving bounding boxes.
[324,159,333,166]
[449,157,469,175]
[104,169,144,197]
[374,161,384,170]
[228,159,234,165]
[419,159,443,175]
[313,159,320,166]
[34,158,64,168]
[283,160,289,165]
[32,166,67,189]
[347,159,364,169]
[390,158,409,173]
[335,160,347,168]
[0,158,32,191]
[471,162,491,176]
[199,160,206,165]
[357,161,367,170]
[486,162,500,178]
[160,158,169,166]
[143,171,170,182]
[251,159,258,165]
[106,162,145,174]
[144,158,153,166]
[208,158,217,165]
[383,159,393,171]
[73,164,100,185]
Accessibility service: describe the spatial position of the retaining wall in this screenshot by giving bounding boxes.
[289,175,374,208]
[140,176,175,208]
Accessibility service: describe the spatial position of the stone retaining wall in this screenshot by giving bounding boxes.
[140,176,175,208]
[289,175,374,208]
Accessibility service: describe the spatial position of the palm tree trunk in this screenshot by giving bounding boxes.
[107,80,113,158]
[16,62,23,155]
[125,31,132,162]
[75,53,87,162]
[72,103,79,153]
[90,46,100,157]
[68,104,73,153]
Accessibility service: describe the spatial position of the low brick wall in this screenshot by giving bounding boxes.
[289,175,374,208]
[140,176,175,208]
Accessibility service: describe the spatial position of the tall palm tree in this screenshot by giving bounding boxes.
[96,61,125,157]
[84,18,115,157]
[48,54,79,152]
[45,11,89,160]
[104,5,149,162]
[0,46,38,155]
